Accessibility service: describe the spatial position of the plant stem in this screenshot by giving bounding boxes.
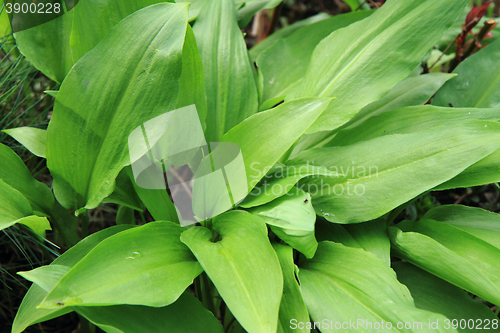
[80,210,89,239]
[202,272,217,317]
[463,19,497,59]
[78,315,95,333]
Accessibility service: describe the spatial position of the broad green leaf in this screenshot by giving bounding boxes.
[176,0,204,21]
[76,292,224,333]
[46,3,189,210]
[15,215,52,238]
[315,218,390,265]
[39,222,202,308]
[12,225,134,333]
[423,205,500,249]
[326,105,500,147]
[240,163,335,208]
[2,127,46,158]
[0,180,50,236]
[0,143,53,214]
[181,210,283,333]
[237,0,282,29]
[14,9,73,83]
[19,265,71,293]
[390,219,500,306]
[70,0,171,62]
[103,168,143,211]
[0,180,32,228]
[273,243,309,333]
[337,73,457,135]
[222,98,332,192]
[257,10,373,110]
[298,242,453,332]
[249,12,330,61]
[289,120,500,223]
[249,189,318,258]
[433,38,500,108]
[125,166,179,223]
[435,148,500,190]
[393,262,499,333]
[193,0,259,142]
[287,0,469,133]
[291,73,456,154]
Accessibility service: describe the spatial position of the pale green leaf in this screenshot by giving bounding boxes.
[273,243,309,333]
[46,3,189,210]
[76,292,224,333]
[0,143,53,214]
[290,120,500,223]
[298,242,454,332]
[287,0,469,133]
[249,12,330,61]
[393,262,499,333]
[14,9,73,83]
[70,0,172,62]
[291,73,456,154]
[12,225,134,333]
[181,210,283,333]
[39,222,202,309]
[18,265,71,293]
[390,219,500,306]
[2,127,46,158]
[193,0,259,142]
[222,98,332,193]
[423,205,500,249]
[315,218,390,265]
[257,10,373,110]
[249,189,318,258]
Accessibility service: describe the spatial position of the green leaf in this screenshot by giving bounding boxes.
[287,0,469,133]
[39,222,202,309]
[46,3,189,210]
[257,10,373,110]
[76,292,224,333]
[390,219,500,306]
[193,0,259,142]
[249,189,318,258]
[18,265,71,293]
[2,127,46,158]
[393,262,499,333]
[433,38,500,108]
[273,243,309,333]
[0,180,51,236]
[103,168,143,211]
[222,98,332,193]
[12,225,134,333]
[435,148,500,190]
[249,12,330,61]
[291,73,456,154]
[315,218,390,265]
[298,242,453,332]
[423,205,500,249]
[0,143,53,214]
[70,0,172,62]
[290,120,500,223]
[14,9,73,83]
[325,105,500,147]
[181,210,283,333]
[240,163,335,208]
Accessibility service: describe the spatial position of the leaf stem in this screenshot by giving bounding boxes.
[80,210,89,238]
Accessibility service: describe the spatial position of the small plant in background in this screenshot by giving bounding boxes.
[1,0,500,332]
